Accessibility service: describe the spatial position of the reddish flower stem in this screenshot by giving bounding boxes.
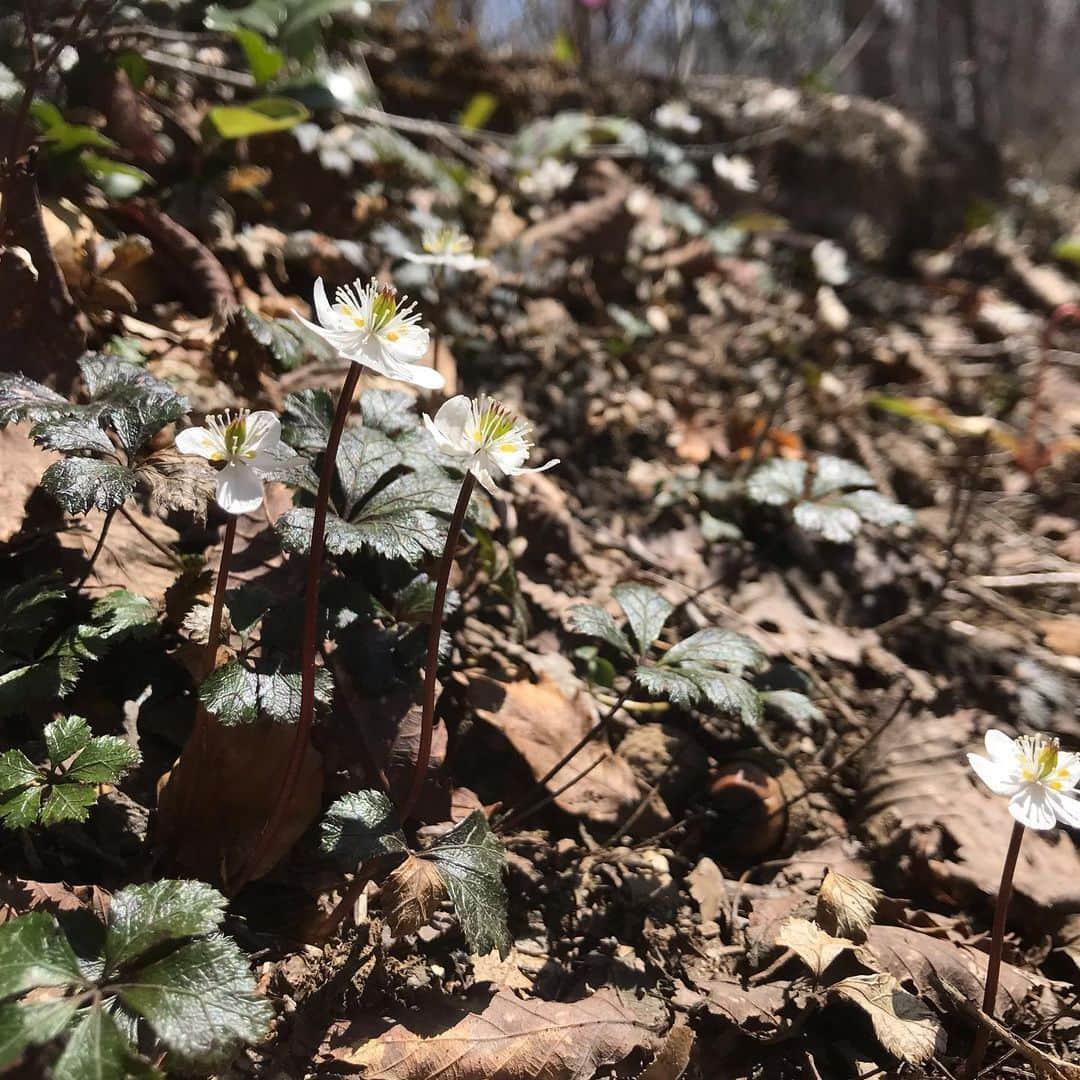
[238,362,363,886]
[398,471,475,821]
[965,818,1025,1076]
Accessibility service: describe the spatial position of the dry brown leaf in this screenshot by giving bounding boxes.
[639,1022,694,1080]
[382,854,448,938]
[829,973,944,1065]
[471,948,533,992]
[686,857,727,925]
[816,869,882,942]
[515,180,632,264]
[344,988,663,1079]
[468,678,639,825]
[856,924,1034,1016]
[776,916,854,979]
[1041,616,1080,658]
[0,875,110,925]
[677,977,784,1038]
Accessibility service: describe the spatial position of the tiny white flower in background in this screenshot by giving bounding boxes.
[968,729,1080,831]
[653,100,701,135]
[294,277,443,390]
[423,395,559,494]
[403,225,490,272]
[812,239,851,286]
[712,153,758,193]
[175,409,296,515]
[518,158,576,201]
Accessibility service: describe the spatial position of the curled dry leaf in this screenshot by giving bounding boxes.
[344,988,663,1080]
[775,916,854,979]
[816,869,882,942]
[382,854,448,938]
[829,973,945,1065]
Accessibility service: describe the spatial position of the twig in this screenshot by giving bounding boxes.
[141,48,256,88]
[497,754,609,834]
[967,571,1080,589]
[75,508,116,590]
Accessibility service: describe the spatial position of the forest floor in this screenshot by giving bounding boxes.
[2,17,1080,1080]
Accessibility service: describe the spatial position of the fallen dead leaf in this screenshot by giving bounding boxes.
[776,916,855,979]
[382,854,448,938]
[686,857,727,925]
[471,948,533,992]
[344,988,663,1079]
[639,1022,694,1080]
[1041,616,1080,658]
[816,869,882,942]
[829,973,945,1065]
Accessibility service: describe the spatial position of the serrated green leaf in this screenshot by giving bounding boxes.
[66,736,140,785]
[761,689,823,724]
[282,388,334,451]
[0,913,83,1000]
[633,664,701,708]
[809,455,874,498]
[41,458,136,514]
[105,881,226,974]
[336,427,403,517]
[0,373,69,427]
[89,591,155,640]
[0,750,40,794]
[78,355,177,408]
[207,96,309,139]
[109,395,188,455]
[564,604,634,657]
[319,790,407,866]
[746,458,806,506]
[45,716,93,764]
[612,583,673,656]
[688,670,763,725]
[0,657,81,718]
[52,1000,137,1080]
[0,787,42,830]
[661,628,766,674]
[39,783,99,826]
[116,935,273,1069]
[836,489,914,529]
[0,998,78,1069]
[30,417,115,455]
[793,500,862,543]
[360,389,419,435]
[237,308,308,371]
[199,660,333,725]
[423,811,509,958]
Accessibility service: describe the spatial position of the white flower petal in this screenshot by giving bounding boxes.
[293,311,360,354]
[383,353,444,390]
[381,324,430,365]
[215,461,265,515]
[967,752,1021,797]
[515,458,560,477]
[1008,784,1057,830]
[427,396,472,449]
[243,411,281,453]
[471,462,499,495]
[1048,789,1080,828]
[489,442,530,475]
[175,426,225,460]
[313,277,337,328]
[984,729,1017,765]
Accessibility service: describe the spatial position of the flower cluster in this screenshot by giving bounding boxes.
[403,225,490,272]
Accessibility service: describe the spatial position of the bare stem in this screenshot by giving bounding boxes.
[238,362,363,887]
[75,508,117,590]
[965,819,1025,1076]
[398,471,476,821]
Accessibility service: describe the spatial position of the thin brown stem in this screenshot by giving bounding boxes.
[965,819,1025,1076]
[399,471,476,822]
[238,362,363,887]
[75,508,117,590]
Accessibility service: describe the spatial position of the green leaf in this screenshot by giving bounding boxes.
[661,628,766,674]
[836,489,914,529]
[0,750,40,794]
[612,584,673,656]
[0,787,42,830]
[809,455,874,498]
[635,664,763,725]
[199,660,333,725]
[633,664,701,709]
[457,92,497,131]
[105,881,226,973]
[237,308,308,371]
[88,591,156,641]
[41,458,136,514]
[80,154,153,199]
[29,417,115,456]
[52,1001,139,1080]
[423,811,509,958]
[45,715,93,764]
[336,427,403,517]
[116,935,273,1069]
[66,736,140,785]
[792,500,862,543]
[0,998,78,1069]
[207,97,310,139]
[0,657,81,719]
[0,913,83,1001]
[761,690,823,724]
[205,0,284,36]
[0,373,69,427]
[360,389,419,435]
[31,100,117,152]
[319,790,407,867]
[564,604,634,658]
[108,396,187,455]
[233,28,284,85]
[39,784,99,826]
[282,387,334,451]
[79,355,179,409]
[746,458,806,506]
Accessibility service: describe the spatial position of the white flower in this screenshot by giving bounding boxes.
[423,395,559,494]
[175,409,296,515]
[712,153,758,192]
[812,240,851,286]
[294,277,443,390]
[518,158,576,201]
[653,100,701,135]
[968,729,1080,831]
[402,225,490,272]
